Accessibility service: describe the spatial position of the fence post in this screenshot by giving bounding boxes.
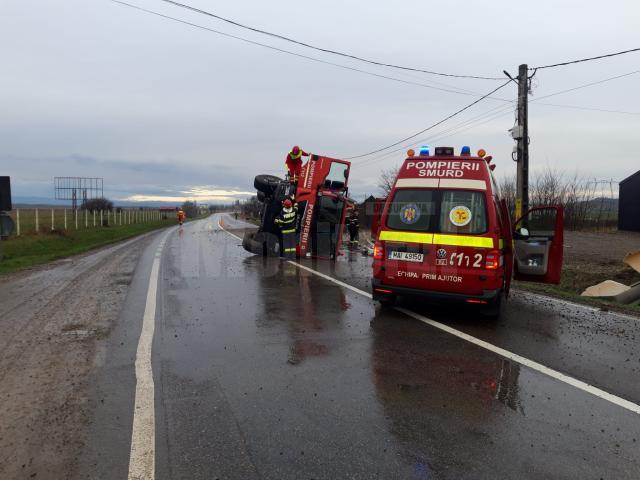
[51,208,54,231]
[85,209,88,228]
[16,209,20,236]
[35,208,39,233]
[64,209,67,230]
[120,210,122,225]
[75,209,78,230]
[100,210,103,227]
[93,210,96,227]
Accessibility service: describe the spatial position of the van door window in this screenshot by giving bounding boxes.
[324,162,348,190]
[439,190,487,234]
[386,189,437,231]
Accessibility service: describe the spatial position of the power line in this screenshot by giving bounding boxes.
[110,1,508,99]
[353,69,640,165]
[531,47,640,70]
[532,102,640,116]
[532,70,640,100]
[154,0,504,80]
[356,103,516,166]
[344,80,513,160]
[111,1,640,164]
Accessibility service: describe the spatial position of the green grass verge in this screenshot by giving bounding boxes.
[0,219,175,275]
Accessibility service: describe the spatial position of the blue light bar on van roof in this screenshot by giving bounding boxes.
[460,146,471,156]
[419,145,430,156]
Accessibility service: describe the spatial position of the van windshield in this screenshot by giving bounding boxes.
[386,189,487,234]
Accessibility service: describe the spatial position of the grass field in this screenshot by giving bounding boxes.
[0,215,178,274]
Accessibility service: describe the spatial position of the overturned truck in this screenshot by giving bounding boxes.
[242,155,352,259]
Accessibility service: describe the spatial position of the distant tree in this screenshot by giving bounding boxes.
[83,197,113,212]
[181,201,198,218]
[377,166,400,196]
[241,196,261,220]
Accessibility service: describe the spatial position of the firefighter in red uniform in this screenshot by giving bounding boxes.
[275,198,298,259]
[285,146,310,184]
[177,209,186,226]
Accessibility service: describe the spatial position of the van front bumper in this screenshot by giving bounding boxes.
[372,278,501,304]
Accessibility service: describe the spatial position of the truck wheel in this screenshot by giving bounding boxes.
[242,232,264,256]
[254,175,282,195]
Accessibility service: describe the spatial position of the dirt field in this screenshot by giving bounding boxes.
[561,230,640,294]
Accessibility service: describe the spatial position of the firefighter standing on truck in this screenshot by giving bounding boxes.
[275,198,297,259]
[285,146,310,184]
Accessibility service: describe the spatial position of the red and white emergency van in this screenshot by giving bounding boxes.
[371,146,564,316]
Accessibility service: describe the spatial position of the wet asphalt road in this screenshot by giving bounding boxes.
[80,214,640,480]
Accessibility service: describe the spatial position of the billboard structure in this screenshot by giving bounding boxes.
[54,177,104,210]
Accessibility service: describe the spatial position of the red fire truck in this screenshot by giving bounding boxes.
[243,155,353,259]
[371,146,564,317]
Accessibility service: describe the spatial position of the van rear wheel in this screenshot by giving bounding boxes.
[377,295,396,308]
[480,294,502,319]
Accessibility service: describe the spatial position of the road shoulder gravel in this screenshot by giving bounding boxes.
[0,231,158,479]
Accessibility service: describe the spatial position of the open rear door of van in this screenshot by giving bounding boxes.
[512,206,564,284]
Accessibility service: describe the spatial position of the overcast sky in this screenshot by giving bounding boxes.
[1,0,639,204]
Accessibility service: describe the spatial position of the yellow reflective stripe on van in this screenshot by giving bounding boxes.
[379,230,494,249]
[432,234,494,249]
[379,231,434,244]
[498,238,504,249]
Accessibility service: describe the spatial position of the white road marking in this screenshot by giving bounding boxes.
[128,229,173,480]
[292,262,373,299]
[216,220,640,416]
[217,217,242,240]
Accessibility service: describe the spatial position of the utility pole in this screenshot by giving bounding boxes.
[515,63,529,220]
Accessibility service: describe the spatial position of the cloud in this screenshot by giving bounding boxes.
[126,186,255,203]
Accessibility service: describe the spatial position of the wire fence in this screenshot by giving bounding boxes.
[7,208,173,237]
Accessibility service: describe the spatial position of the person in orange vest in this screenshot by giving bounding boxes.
[177,209,186,226]
[285,146,310,184]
